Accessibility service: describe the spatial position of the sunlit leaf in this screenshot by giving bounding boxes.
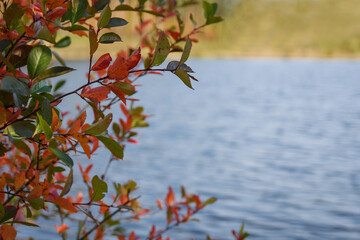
[27,45,52,79]
[37,113,53,140]
[84,113,112,135]
[72,0,87,24]
[98,4,111,28]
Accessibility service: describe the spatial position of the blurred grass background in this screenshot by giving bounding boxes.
[57,0,360,59]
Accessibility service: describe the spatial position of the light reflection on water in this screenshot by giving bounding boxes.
[19,59,360,239]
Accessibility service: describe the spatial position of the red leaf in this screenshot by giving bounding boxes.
[81,86,110,101]
[127,48,141,70]
[48,8,67,20]
[107,83,126,104]
[107,57,129,80]
[92,53,112,71]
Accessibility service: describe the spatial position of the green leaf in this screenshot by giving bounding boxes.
[201,197,217,207]
[1,76,29,96]
[112,82,135,95]
[150,31,170,67]
[9,45,32,69]
[96,136,123,159]
[104,18,128,28]
[206,16,223,25]
[3,5,24,30]
[0,39,11,51]
[28,198,44,210]
[60,169,73,197]
[25,205,32,218]
[84,113,112,135]
[98,4,111,28]
[0,143,6,157]
[0,52,16,74]
[91,175,108,201]
[0,206,17,224]
[99,32,122,44]
[5,121,35,141]
[40,98,53,125]
[167,61,194,72]
[114,5,164,17]
[8,221,39,227]
[35,66,75,82]
[53,80,66,92]
[37,112,53,140]
[31,81,52,94]
[93,0,109,11]
[180,38,192,64]
[55,36,71,48]
[62,25,88,31]
[37,27,56,44]
[190,13,197,26]
[202,1,214,19]
[72,0,87,24]
[174,69,193,89]
[89,27,98,55]
[48,147,74,167]
[27,45,52,79]
[13,140,32,157]
[0,202,4,221]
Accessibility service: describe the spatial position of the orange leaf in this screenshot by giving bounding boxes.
[51,197,78,213]
[27,186,43,200]
[107,83,126,104]
[55,223,69,234]
[107,57,129,80]
[94,228,103,240]
[165,187,175,206]
[81,86,110,102]
[71,30,88,37]
[127,48,141,70]
[92,53,112,71]
[72,133,91,159]
[14,171,26,189]
[0,225,17,240]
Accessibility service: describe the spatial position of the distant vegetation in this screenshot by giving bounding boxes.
[193,0,360,58]
[56,0,360,59]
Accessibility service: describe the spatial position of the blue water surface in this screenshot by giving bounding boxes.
[18,58,360,239]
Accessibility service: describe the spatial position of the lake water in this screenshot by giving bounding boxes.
[18,59,360,239]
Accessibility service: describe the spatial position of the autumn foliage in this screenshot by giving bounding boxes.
[0,0,247,239]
